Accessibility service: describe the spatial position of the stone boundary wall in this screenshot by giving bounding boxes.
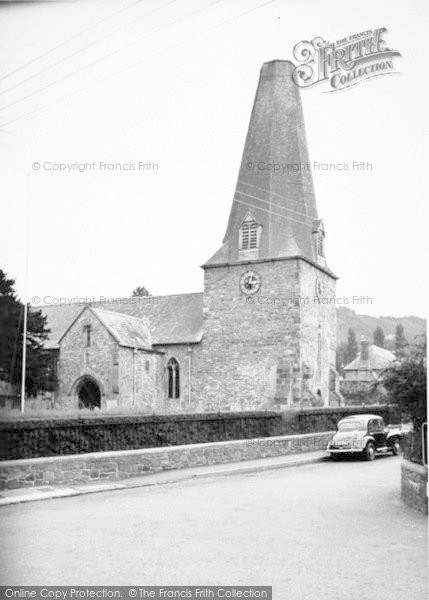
[0,431,333,491]
[401,459,428,514]
[0,405,396,461]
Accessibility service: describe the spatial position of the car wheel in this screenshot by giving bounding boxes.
[364,442,376,461]
[330,453,338,461]
[391,439,401,456]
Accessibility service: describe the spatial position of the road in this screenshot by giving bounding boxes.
[0,455,426,599]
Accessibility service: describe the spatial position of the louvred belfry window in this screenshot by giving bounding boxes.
[240,221,258,250]
[317,231,324,257]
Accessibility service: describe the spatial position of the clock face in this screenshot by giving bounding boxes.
[315,278,324,297]
[239,270,261,295]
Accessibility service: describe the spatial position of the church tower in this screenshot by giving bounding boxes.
[194,60,338,410]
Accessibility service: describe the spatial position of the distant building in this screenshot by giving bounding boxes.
[340,338,396,405]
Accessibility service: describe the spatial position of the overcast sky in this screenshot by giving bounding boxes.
[0,0,427,318]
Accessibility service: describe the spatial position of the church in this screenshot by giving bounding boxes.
[40,60,339,412]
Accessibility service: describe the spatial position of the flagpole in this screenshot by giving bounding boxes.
[20,301,27,414]
[20,173,30,413]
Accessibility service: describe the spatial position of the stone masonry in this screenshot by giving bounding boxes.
[0,431,333,491]
[401,459,428,514]
[58,307,165,411]
[193,258,336,410]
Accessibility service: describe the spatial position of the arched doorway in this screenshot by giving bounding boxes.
[77,377,101,410]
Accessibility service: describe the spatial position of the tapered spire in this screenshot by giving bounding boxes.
[205,60,327,268]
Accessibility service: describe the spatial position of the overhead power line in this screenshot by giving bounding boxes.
[235,189,316,223]
[0,0,145,83]
[235,198,312,230]
[0,0,275,129]
[0,0,178,99]
[0,0,223,113]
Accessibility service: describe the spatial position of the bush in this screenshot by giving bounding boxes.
[379,341,427,464]
[0,412,283,460]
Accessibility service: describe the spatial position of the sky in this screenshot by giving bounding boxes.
[0,0,428,319]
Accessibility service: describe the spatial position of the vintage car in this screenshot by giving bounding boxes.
[327,414,408,461]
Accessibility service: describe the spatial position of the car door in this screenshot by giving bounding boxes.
[369,418,386,449]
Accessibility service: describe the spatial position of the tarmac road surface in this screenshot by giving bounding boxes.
[0,455,426,600]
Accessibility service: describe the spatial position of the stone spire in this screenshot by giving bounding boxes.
[205,60,327,268]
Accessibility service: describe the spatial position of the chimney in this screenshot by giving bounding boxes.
[361,337,370,361]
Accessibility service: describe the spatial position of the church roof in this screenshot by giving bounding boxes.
[57,306,153,350]
[205,60,332,272]
[344,344,396,371]
[41,293,204,349]
[91,308,152,350]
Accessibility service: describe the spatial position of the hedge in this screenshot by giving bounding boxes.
[0,405,399,461]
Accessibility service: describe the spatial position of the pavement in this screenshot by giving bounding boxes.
[0,453,426,598]
[0,449,328,506]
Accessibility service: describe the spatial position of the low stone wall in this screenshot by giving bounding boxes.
[0,431,333,491]
[0,405,396,461]
[401,459,428,514]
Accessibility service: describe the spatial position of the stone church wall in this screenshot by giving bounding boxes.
[58,309,118,409]
[192,258,337,411]
[193,259,302,411]
[116,347,164,411]
[58,310,166,411]
[153,344,195,411]
[299,261,337,406]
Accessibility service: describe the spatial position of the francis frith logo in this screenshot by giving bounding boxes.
[292,28,401,92]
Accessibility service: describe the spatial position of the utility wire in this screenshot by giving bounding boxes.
[0,0,145,82]
[235,198,314,230]
[235,189,316,224]
[238,175,316,194]
[0,0,224,113]
[0,0,274,129]
[0,0,177,99]
[235,194,315,229]
[238,178,318,208]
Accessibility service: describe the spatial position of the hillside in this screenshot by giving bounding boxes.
[336,307,426,346]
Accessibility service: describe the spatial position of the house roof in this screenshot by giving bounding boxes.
[40,293,204,349]
[344,344,396,371]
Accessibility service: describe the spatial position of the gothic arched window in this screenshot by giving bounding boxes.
[167,358,180,399]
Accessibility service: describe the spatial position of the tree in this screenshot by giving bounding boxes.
[373,326,385,348]
[395,323,408,357]
[379,340,426,464]
[0,269,53,396]
[335,342,347,376]
[132,286,150,297]
[345,328,358,365]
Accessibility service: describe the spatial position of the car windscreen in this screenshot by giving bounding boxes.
[337,420,365,432]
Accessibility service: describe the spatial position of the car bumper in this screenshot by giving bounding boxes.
[328,448,364,454]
